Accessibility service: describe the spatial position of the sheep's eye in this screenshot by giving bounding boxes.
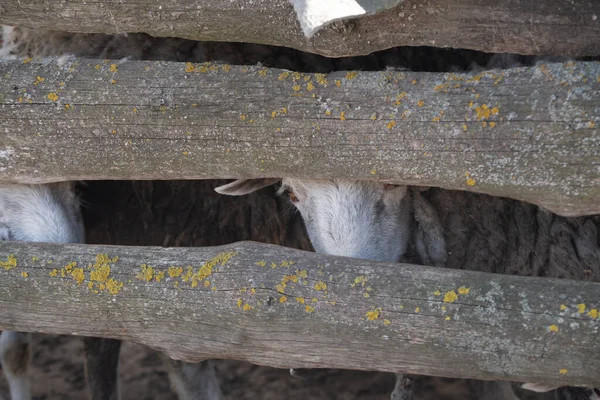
[383,184,396,191]
[286,191,299,203]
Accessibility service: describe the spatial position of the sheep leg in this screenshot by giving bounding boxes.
[83,337,122,400]
[160,355,222,400]
[0,331,31,400]
[391,373,413,400]
[412,189,447,267]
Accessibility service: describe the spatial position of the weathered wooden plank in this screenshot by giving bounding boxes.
[0,241,598,386]
[0,58,598,217]
[0,0,599,57]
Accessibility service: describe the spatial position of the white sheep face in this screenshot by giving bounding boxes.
[0,183,85,244]
[215,178,413,262]
[279,179,412,262]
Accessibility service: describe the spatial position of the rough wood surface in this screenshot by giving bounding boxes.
[1,0,599,57]
[0,241,598,387]
[0,58,599,217]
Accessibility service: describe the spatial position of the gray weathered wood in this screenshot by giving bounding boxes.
[0,58,598,217]
[0,0,599,57]
[0,240,598,386]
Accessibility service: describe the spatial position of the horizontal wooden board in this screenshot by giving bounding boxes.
[0,0,599,57]
[0,241,598,386]
[0,58,598,216]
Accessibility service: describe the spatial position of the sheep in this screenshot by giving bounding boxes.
[0,182,233,400]
[0,182,85,400]
[80,180,313,398]
[214,178,600,400]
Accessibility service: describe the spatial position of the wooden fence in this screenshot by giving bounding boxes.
[0,0,599,389]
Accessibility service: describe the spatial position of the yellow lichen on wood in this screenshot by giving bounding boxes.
[366,308,381,321]
[559,369,568,375]
[387,120,396,130]
[305,305,315,313]
[71,267,85,285]
[339,112,346,121]
[443,290,458,303]
[296,269,307,278]
[295,297,305,304]
[577,303,586,313]
[314,281,327,291]
[549,325,559,332]
[466,178,477,186]
[278,71,290,80]
[279,296,287,303]
[109,64,118,73]
[88,254,123,295]
[256,261,266,267]
[417,100,425,107]
[433,290,441,296]
[21,271,28,278]
[588,309,598,319]
[315,73,328,86]
[0,254,17,271]
[47,93,59,102]
[457,287,470,295]
[445,316,451,321]
[560,304,567,311]
[136,264,155,282]
[242,303,253,311]
[383,319,391,325]
[415,307,421,313]
[346,71,358,80]
[351,275,368,288]
[153,271,164,282]
[168,266,183,277]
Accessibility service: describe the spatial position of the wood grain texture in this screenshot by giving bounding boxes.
[0,0,599,57]
[0,240,598,386]
[0,58,598,216]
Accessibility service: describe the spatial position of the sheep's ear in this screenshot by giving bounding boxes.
[521,383,560,392]
[214,179,281,196]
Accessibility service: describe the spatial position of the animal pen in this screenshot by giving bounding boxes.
[0,0,599,398]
